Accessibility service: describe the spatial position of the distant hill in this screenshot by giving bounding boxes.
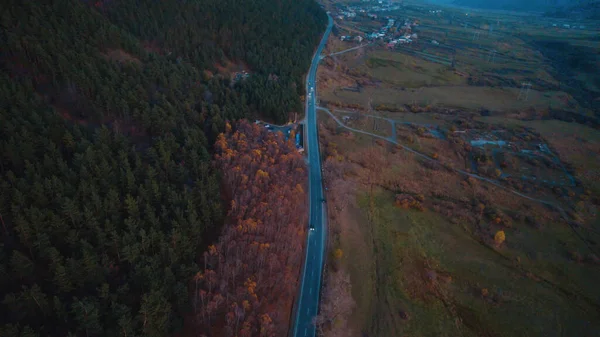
[544,0,600,19]
[451,0,574,12]
[451,0,600,18]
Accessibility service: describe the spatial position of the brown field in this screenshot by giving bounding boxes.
[317,113,600,337]
[317,2,600,337]
[330,109,395,138]
[321,85,575,113]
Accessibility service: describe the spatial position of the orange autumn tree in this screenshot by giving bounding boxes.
[194,121,308,336]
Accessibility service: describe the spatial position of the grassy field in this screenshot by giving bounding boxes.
[320,118,600,337]
[322,84,574,112]
[361,50,465,87]
[355,188,600,337]
[330,109,395,138]
[320,37,580,112]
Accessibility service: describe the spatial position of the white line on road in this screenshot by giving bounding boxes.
[309,287,313,294]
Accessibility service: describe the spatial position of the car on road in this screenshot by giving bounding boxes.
[265,124,270,128]
[309,224,315,231]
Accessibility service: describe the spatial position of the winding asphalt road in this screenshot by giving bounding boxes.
[292,13,333,337]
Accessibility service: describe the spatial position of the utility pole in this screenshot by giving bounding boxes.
[518,82,532,101]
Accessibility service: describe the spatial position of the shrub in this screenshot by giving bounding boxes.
[494,230,505,246]
[395,194,425,211]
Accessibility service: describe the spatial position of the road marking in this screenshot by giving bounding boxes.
[307,308,310,314]
[309,287,312,294]
[311,270,314,277]
[305,327,308,336]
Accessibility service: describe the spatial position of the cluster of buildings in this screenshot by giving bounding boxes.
[359,1,401,13]
[401,19,418,33]
[334,1,401,21]
[337,10,356,20]
[340,35,364,43]
[386,33,418,48]
[332,2,422,49]
[366,18,396,40]
[551,23,586,29]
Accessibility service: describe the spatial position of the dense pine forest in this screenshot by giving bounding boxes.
[0,0,325,336]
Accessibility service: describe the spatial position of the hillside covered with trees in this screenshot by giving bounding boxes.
[102,0,326,123]
[0,0,323,336]
[195,121,308,336]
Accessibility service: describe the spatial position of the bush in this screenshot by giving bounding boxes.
[333,248,344,259]
[494,230,505,246]
[395,194,425,211]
